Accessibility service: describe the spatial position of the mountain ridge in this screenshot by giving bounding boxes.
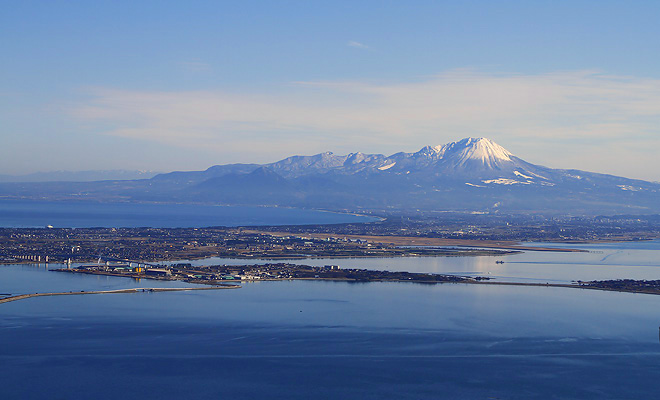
[0,137,658,216]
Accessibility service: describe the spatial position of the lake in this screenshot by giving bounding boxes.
[0,199,377,228]
[2,240,660,398]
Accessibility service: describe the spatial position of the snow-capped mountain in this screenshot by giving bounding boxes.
[261,137,563,185]
[139,137,660,214]
[1,137,659,215]
[263,137,531,178]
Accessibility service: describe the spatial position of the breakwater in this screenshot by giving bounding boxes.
[0,285,240,304]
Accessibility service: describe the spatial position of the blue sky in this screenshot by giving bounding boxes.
[3,1,660,180]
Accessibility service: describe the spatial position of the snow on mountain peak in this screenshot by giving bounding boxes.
[429,137,514,168]
[459,137,512,161]
[415,145,443,159]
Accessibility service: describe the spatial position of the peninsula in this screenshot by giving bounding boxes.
[53,262,660,297]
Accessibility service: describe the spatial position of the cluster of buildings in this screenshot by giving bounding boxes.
[70,262,344,283]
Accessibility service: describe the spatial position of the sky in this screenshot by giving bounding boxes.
[2,0,660,181]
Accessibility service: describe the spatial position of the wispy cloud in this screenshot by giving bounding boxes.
[347,40,369,49]
[71,70,660,179]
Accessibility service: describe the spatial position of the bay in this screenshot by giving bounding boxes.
[0,199,377,228]
[2,239,660,398]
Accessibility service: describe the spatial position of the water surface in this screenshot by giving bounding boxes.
[2,241,660,399]
[0,199,376,228]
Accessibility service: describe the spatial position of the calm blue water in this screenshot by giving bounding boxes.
[2,240,660,398]
[0,200,377,228]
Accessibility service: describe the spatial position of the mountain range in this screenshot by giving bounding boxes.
[1,138,659,215]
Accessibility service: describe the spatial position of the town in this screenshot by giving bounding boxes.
[257,212,660,242]
[0,225,518,264]
[55,261,486,285]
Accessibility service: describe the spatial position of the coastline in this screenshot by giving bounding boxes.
[0,199,379,228]
[4,274,660,306]
[0,285,239,304]
[39,266,660,299]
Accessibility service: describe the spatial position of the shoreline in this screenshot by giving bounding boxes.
[0,200,379,227]
[45,267,660,298]
[0,285,240,304]
[0,249,517,266]
[217,277,660,296]
[4,275,660,306]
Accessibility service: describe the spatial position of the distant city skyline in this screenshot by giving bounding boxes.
[2,1,660,181]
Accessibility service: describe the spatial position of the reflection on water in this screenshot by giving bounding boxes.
[2,240,660,398]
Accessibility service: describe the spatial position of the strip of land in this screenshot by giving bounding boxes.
[0,285,239,304]
[0,227,518,265]
[244,230,585,252]
[5,261,659,306]
[50,263,660,297]
[471,280,660,295]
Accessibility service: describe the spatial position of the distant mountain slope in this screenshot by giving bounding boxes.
[1,138,659,215]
